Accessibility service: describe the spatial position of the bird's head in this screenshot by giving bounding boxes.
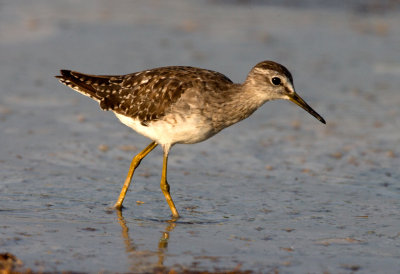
[245,60,326,124]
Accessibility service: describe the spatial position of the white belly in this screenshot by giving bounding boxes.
[115,113,215,146]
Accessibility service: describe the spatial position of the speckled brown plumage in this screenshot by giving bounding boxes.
[56,66,233,125]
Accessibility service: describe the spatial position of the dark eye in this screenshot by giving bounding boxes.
[271,77,281,86]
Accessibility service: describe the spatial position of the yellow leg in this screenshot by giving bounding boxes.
[160,149,179,218]
[114,141,158,210]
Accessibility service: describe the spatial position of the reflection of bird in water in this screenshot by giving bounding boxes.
[116,210,176,272]
[57,61,325,218]
[116,210,136,254]
[157,221,176,268]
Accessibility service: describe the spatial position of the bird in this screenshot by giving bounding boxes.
[56,60,325,218]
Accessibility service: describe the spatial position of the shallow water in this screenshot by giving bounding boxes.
[1,0,400,272]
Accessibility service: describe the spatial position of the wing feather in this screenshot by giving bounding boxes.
[56,66,233,125]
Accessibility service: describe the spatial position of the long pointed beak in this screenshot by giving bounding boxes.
[289,92,326,124]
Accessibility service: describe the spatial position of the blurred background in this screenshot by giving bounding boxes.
[1,0,400,273]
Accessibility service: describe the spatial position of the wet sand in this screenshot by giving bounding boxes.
[1,0,400,273]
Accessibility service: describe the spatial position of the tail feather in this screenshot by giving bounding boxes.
[55,70,115,102]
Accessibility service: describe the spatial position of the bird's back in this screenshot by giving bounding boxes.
[56,66,234,125]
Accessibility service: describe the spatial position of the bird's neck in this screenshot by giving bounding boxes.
[210,83,268,131]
